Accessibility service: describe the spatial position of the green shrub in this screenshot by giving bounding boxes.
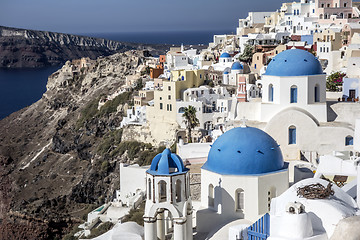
[83,222,114,239]
[101,160,110,173]
[98,92,132,116]
[76,96,101,129]
[122,202,145,226]
[326,71,346,92]
[62,224,81,240]
[97,129,123,155]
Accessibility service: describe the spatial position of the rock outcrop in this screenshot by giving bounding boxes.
[0,25,171,68]
[0,50,153,239]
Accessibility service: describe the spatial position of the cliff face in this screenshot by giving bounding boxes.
[0,26,170,68]
[0,50,152,239]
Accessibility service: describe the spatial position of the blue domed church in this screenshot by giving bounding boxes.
[235,49,354,160]
[196,126,289,233]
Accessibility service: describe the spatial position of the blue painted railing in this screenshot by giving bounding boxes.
[247,213,270,240]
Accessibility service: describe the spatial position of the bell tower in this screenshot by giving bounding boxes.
[143,148,193,240]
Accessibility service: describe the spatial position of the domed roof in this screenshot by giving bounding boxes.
[231,62,244,70]
[220,52,231,58]
[147,148,188,176]
[223,71,229,74]
[203,127,285,175]
[265,49,323,76]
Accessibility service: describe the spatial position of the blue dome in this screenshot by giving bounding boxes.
[220,52,231,58]
[231,62,244,70]
[203,127,285,175]
[223,71,229,74]
[147,148,188,176]
[265,49,323,76]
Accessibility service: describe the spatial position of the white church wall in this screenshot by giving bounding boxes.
[260,75,327,122]
[119,164,147,205]
[197,168,288,233]
[330,102,360,126]
[265,108,354,160]
[236,102,262,121]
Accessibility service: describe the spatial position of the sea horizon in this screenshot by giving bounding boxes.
[81,29,235,45]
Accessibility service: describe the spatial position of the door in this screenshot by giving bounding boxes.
[349,89,356,100]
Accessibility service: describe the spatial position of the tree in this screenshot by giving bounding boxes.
[326,71,346,92]
[239,44,255,63]
[182,105,199,143]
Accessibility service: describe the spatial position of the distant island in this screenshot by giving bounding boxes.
[0,26,176,68]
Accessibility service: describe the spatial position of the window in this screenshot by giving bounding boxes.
[178,107,185,113]
[297,9,299,15]
[345,136,353,146]
[200,74,202,79]
[167,104,169,111]
[160,97,162,100]
[344,2,347,7]
[269,84,274,102]
[235,189,244,211]
[176,179,182,202]
[160,103,163,110]
[289,126,296,144]
[168,95,171,100]
[315,85,320,102]
[208,184,214,207]
[168,86,171,91]
[170,104,172,111]
[158,180,167,202]
[148,179,152,200]
[290,86,298,103]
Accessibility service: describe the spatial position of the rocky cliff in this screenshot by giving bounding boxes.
[0,26,170,68]
[0,50,163,239]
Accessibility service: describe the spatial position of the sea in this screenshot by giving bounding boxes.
[0,30,233,120]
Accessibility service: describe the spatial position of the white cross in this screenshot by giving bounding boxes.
[240,117,247,128]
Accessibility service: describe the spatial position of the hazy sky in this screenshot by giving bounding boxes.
[0,0,286,34]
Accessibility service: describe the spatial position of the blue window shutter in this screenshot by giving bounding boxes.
[269,86,274,102]
[346,136,353,146]
[289,128,296,144]
[291,87,297,103]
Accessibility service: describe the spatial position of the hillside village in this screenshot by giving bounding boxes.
[59,0,360,239]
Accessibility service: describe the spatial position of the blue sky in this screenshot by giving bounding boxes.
[0,0,286,34]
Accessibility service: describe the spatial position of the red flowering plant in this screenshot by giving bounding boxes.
[326,71,346,92]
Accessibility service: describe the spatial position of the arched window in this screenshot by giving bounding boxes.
[178,107,185,113]
[315,84,320,102]
[148,178,152,200]
[176,179,182,202]
[289,126,296,145]
[290,85,298,103]
[269,84,274,102]
[158,180,167,202]
[320,14,323,19]
[297,9,299,15]
[235,188,245,211]
[267,187,276,211]
[208,184,214,207]
[345,136,353,146]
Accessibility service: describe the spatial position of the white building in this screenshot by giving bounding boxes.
[120,106,147,128]
[269,178,359,239]
[143,148,193,240]
[176,86,231,130]
[196,126,289,234]
[236,49,354,160]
